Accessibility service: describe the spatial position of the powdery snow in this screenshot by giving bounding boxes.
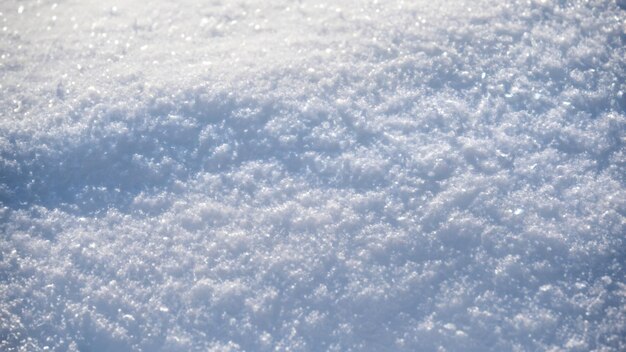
[1,0,625,351]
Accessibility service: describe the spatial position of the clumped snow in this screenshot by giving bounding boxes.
[1,0,625,351]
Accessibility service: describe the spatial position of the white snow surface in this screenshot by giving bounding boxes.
[1,0,625,351]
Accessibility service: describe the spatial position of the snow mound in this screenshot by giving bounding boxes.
[1,0,625,351]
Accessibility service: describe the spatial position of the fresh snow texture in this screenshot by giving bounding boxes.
[1,0,625,351]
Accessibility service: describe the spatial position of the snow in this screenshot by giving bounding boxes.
[1,0,625,351]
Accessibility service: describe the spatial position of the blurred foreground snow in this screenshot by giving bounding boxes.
[1,0,625,351]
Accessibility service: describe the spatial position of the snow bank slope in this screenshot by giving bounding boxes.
[1,0,625,351]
